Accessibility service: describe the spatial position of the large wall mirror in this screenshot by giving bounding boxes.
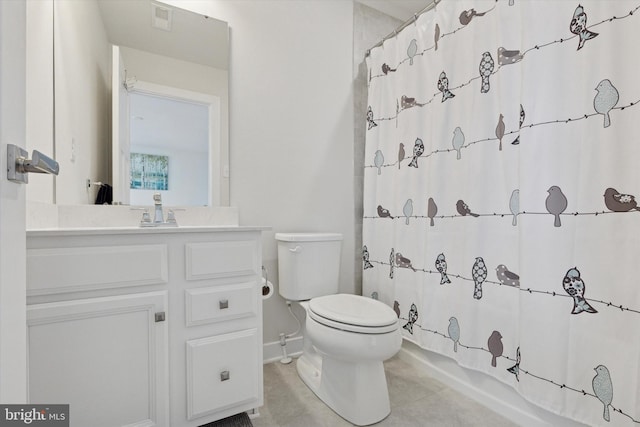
[53,0,229,206]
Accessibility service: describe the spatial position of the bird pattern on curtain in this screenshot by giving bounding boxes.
[362,1,640,425]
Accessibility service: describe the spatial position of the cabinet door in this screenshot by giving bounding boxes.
[27,291,169,427]
[186,329,260,420]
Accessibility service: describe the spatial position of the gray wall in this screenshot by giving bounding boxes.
[353,3,402,294]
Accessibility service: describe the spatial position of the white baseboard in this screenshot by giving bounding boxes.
[398,340,586,427]
[263,335,303,364]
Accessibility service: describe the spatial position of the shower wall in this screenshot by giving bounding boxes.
[353,3,402,295]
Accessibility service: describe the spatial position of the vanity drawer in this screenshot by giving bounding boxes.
[185,282,257,327]
[186,329,260,420]
[185,240,259,280]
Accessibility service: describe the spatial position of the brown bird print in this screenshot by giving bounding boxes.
[459,8,486,26]
[495,113,505,151]
[604,187,640,212]
[427,197,438,226]
[393,301,401,318]
[487,331,503,367]
[395,252,417,272]
[497,47,523,65]
[398,143,405,169]
[434,23,440,51]
[377,205,394,219]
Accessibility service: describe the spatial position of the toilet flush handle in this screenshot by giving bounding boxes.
[289,245,302,253]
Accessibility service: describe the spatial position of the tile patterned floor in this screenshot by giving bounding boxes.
[252,355,518,427]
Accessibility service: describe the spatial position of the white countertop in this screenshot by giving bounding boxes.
[27,225,270,237]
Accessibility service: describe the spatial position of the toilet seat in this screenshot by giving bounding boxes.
[308,294,398,334]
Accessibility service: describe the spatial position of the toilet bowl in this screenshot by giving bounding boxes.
[295,295,401,426]
[275,233,402,425]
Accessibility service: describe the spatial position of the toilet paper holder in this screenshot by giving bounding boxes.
[261,266,274,299]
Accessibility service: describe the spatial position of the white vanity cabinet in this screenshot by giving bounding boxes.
[26,227,265,427]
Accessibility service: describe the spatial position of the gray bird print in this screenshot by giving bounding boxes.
[435,253,451,285]
[496,264,520,287]
[377,205,394,219]
[371,291,378,300]
[456,200,480,217]
[487,331,503,367]
[472,257,487,300]
[509,189,519,226]
[362,245,374,270]
[367,106,377,130]
[594,79,619,128]
[393,301,400,318]
[408,138,424,168]
[495,113,505,151]
[448,317,460,352]
[407,39,418,65]
[570,4,598,51]
[403,199,414,225]
[507,347,520,381]
[395,252,417,272]
[401,95,425,110]
[434,23,440,51]
[604,187,640,212]
[546,186,567,227]
[437,71,455,102]
[459,8,486,26]
[452,127,465,159]
[497,47,523,66]
[374,150,384,175]
[381,63,396,75]
[479,52,495,94]
[398,143,405,169]
[592,365,613,422]
[403,303,418,334]
[512,104,525,145]
[562,267,597,314]
[389,248,395,279]
[509,0,515,5]
[427,197,438,226]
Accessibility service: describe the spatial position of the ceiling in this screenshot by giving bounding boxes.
[97,0,228,70]
[356,0,436,22]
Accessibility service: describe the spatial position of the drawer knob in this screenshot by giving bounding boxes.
[220,370,230,381]
[219,299,229,309]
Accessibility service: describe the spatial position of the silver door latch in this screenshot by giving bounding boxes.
[7,144,59,184]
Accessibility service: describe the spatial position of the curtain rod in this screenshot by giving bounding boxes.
[365,0,440,57]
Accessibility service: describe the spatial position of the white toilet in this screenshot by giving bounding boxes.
[275,233,402,426]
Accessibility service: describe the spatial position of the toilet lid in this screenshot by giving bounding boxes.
[308,294,399,334]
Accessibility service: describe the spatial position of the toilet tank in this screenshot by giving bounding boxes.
[275,233,343,301]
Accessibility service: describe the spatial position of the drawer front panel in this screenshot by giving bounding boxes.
[186,240,258,280]
[186,329,259,420]
[27,245,168,296]
[185,282,257,327]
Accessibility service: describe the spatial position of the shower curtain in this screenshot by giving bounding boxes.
[362,1,640,425]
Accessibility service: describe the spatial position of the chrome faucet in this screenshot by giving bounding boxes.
[153,193,164,223]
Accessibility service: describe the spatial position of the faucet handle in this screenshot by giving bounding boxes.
[166,209,178,226]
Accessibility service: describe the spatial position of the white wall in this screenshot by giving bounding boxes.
[165,0,356,344]
[54,0,111,205]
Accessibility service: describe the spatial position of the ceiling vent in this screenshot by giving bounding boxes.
[151,3,172,31]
